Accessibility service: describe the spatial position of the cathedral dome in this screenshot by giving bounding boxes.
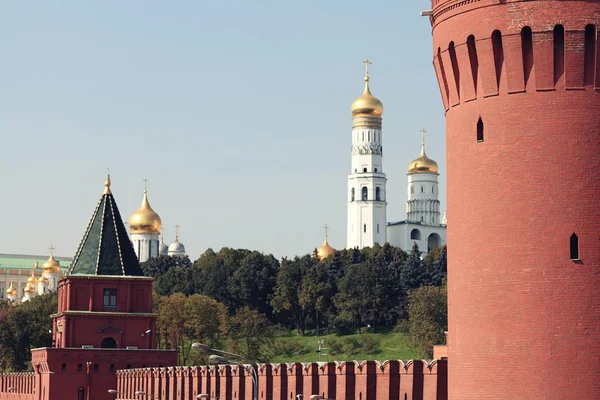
[168,240,186,254]
[129,190,162,234]
[159,238,169,256]
[351,77,384,118]
[408,141,438,174]
[317,240,336,260]
[24,282,35,294]
[42,254,61,273]
[6,282,16,297]
[27,274,38,285]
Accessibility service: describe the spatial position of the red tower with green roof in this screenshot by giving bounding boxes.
[31,176,177,400]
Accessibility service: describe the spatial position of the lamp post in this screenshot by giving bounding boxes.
[191,342,258,400]
[108,389,122,399]
[135,390,155,399]
[197,394,220,400]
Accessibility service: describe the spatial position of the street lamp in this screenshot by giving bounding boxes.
[108,389,122,399]
[191,342,258,400]
[135,390,155,399]
[197,395,220,400]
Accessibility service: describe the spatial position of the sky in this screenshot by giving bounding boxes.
[0,1,445,261]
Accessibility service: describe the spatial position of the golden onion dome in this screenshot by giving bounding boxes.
[38,276,49,284]
[24,282,35,294]
[408,139,439,174]
[129,190,162,234]
[317,240,336,260]
[351,77,384,118]
[6,282,17,297]
[27,274,38,285]
[42,254,62,273]
[316,225,336,260]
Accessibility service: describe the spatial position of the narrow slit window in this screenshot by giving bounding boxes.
[477,117,484,142]
[554,25,565,86]
[363,224,366,233]
[362,187,368,201]
[521,27,533,88]
[570,233,579,260]
[584,25,596,86]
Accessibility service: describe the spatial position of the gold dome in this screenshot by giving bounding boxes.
[27,273,38,285]
[42,254,61,273]
[38,276,49,284]
[408,134,438,174]
[129,190,162,234]
[351,59,383,118]
[316,225,336,260]
[317,240,336,260]
[6,281,16,297]
[24,282,35,294]
[351,78,384,118]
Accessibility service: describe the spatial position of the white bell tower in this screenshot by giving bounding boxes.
[346,59,387,249]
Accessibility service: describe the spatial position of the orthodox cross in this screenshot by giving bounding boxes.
[175,225,180,241]
[49,245,55,255]
[143,178,149,191]
[363,58,372,79]
[324,224,329,240]
[420,128,427,146]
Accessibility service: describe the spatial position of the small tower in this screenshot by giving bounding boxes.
[406,129,441,225]
[42,248,61,292]
[316,224,336,261]
[168,225,186,257]
[346,59,387,249]
[387,129,446,253]
[129,180,162,262]
[6,281,17,301]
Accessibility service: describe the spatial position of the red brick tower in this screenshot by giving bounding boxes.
[428,1,600,399]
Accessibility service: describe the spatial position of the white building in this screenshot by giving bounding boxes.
[346,60,387,249]
[129,188,162,262]
[387,132,446,253]
[1,252,67,302]
[344,62,446,255]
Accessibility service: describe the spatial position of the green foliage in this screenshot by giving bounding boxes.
[407,284,448,358]
[0,292,58,372]
[223,306,274,362]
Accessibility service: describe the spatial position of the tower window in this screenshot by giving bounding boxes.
[103,289,117,308]
[363,224,366,233]
[477,117,484,142]
[362,187,368,201]
[432,187,434,193]
[410,229,421,240]
[570,233,579,260]
[376,187,381,201]
[411,186,414,194]
[351,188,355,202]
[377,223,380,234]
[421,186,424,193]
[363,167,367,173]
[61,363,67,372]
[374,168,378,172]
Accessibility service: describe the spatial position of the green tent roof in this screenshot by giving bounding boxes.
[68,179,142,276]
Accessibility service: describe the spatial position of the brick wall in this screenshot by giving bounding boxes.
[116,360,448,400]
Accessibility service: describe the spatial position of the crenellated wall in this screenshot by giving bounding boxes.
[116,360,448,400]
[0,373,37,400]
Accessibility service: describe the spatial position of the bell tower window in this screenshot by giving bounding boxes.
[351,188,355,202]
[375,187,381,201]
[361,187,368,201]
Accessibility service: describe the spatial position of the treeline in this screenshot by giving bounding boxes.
[145,243,446,347]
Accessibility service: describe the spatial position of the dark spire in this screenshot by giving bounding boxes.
[68,176,143,276]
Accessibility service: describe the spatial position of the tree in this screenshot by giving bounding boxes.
[141,255,191,278]
[227,251,279,317]
[271,256,312,335]
[408,284,447,358]
[223,307,274,362]
[156,293,188,364]
[184,294,227,348]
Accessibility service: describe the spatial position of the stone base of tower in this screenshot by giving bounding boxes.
[30,347,177,400]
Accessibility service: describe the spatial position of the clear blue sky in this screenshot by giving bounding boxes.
[0,0,445,260]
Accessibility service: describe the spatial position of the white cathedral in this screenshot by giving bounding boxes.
[128,186,187,262]
[345,60,446,254]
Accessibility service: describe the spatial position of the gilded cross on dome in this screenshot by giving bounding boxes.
[175,225,180,241]
[420,128,427,147]
[324,224,329,240]
[143,178,149,192]
[49,245,55,255]
[363,58,372,80]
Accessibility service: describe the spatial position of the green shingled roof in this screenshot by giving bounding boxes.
[68,182,142,276]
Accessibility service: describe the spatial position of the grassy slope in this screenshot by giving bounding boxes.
[270,330,420,363]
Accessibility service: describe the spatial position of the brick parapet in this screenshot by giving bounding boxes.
[114,359,448,400]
